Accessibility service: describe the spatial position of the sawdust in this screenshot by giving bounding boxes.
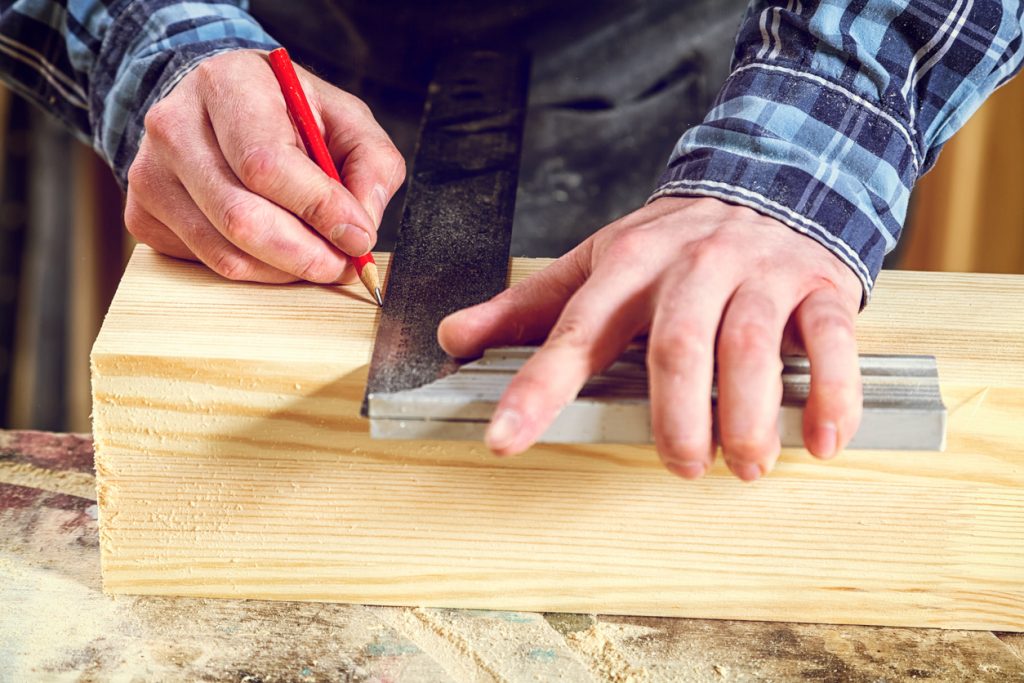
[411,607,511,682]
[373,606,510,682]
[0,552,133,676]
[996,634,1024,666]
[0,461,97,500]
[1,549,398,682]
[566,623,651,683]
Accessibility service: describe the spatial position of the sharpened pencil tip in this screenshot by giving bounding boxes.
[374,287,384,307]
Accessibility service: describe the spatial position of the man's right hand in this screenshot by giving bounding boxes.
[125,49,405,284]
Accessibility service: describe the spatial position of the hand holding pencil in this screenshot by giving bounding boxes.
[268,48,385,305]
[124,49,404,294]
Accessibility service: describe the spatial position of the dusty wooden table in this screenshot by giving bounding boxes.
[2,430,1022,682]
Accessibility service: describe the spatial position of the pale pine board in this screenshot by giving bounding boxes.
[91,246,1024,630]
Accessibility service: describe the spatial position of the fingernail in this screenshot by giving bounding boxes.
[485,409,521,453]
[331,224,371,256]
[666,461,707,479]
[372,184,388,228]
[813,421,839,459]
[729,462,763,482]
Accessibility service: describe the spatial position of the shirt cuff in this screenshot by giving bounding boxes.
[650,61,921,306]
[95,1,280,187]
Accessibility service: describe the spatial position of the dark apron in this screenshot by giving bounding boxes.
[251,0,748,254]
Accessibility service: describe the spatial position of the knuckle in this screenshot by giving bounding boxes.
[508,373,550,399]
[236,145,281,191]
[605,230,649,262]
[142,100,180,143]
[389,151,407,184]
[806,310,856,345]
[684,235,728,272]
[125,160,152,194]
[489,287,521,308]
[209,250,252,281]
[485,287,528,321]
[504,373,565,420]
[545,319,591,350]
[347,95,374,118]
[648,326,709,373]
[126,149,164,196]
[220,199,261,242]
[122,202,148,240]
[194,57,213,79]
[295,249,336,284]
[125,161,145,190]
[722,319,776,356]
[193,56,222,88]
[297,187,338,229]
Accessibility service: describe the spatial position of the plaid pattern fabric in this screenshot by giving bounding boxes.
[652,0,1024,302]
[0,0,278,184]
[1,0,1022,296]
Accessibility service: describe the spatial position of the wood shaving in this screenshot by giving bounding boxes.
[411,607,510,683]
[566,624,650,683]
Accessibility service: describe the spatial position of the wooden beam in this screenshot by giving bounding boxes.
[6,431,1022,680]
[91,246,1024,631]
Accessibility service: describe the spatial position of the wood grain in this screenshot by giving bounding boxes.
[7,430,1023,681]
[91,246,1024,630]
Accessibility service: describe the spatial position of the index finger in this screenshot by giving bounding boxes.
[204,74,379,257]
[325,103,406,227]
[484,264,651,456]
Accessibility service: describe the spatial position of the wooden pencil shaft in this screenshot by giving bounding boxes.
[268,48,339,183]
[267,48,378,288]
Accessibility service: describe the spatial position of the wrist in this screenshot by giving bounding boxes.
[101,2,280,187]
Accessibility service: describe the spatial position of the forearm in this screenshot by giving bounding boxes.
[0,0,279,184]
[654,0,1024,303]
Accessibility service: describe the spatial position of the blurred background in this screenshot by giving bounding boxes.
[1,4,1022,433]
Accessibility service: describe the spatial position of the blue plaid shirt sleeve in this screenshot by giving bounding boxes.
[651,0,1024,303]
[0,0,279,186]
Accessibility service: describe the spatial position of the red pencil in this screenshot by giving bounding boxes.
[267,47,383,306]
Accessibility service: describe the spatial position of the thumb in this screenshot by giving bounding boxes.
[438,245,592,358]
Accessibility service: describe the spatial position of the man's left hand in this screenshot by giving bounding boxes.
[437,197,864,481]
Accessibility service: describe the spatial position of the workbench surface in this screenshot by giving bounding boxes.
[2,430,1022,682]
